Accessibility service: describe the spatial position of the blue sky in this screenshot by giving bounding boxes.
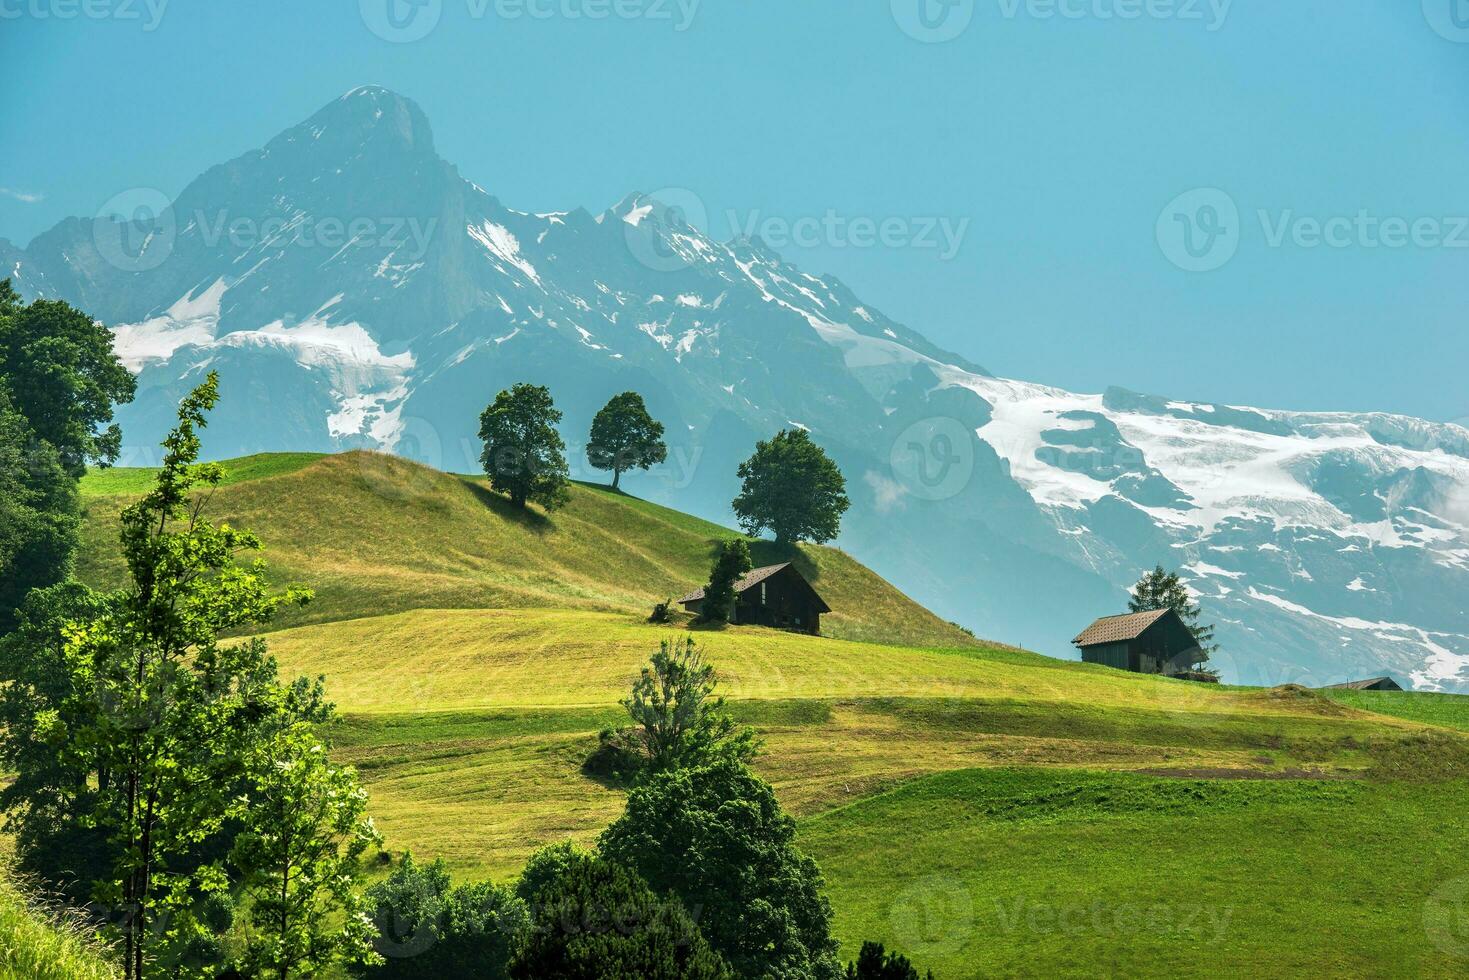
[2,0,1467,420]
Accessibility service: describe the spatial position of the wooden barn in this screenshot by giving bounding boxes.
[1322,676,1404,692]
[1072,608,1202,676]
[679,562,830,635]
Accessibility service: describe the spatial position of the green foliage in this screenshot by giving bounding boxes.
[582,727,648,787]
[0,397,81,630]
[514,841,597,906]
[0,581,113,901]
[586,391,667,490]
[0,279,136,477]
[599,758,841,980]
[845,941,932,980]
[478,383,571,510]
[732,429,849,544]
[699,538,751,624]
[0,278,135,628]
[362,853,529,979]
[620,637,756,773]
[231,721,382,978]
[509,852,731,980]
[1129,564,1218,669]
[0,372,318,979]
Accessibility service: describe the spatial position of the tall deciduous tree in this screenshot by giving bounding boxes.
[0,397,79,632]
[586,392,667,491]
[0,280,136,477]
[700,538,751,625]
[732,429,849,545]
[599,759,842,980]
[1129,564,1219,671]
[0,281,134,630]
[478,384,570,510]
[54,372,310,978]
[621,638,755,773]
[231,720,381,979]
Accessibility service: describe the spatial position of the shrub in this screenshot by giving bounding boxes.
[509,852,730,979]
[361,853,528,979]
[845,941,934,979]
[582,728,648,787]
[599,759,841,979]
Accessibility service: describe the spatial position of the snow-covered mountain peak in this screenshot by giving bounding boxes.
[8,89,1468,692]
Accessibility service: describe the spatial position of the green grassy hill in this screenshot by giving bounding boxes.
[73,452,1469,977]
[78,451,974,648]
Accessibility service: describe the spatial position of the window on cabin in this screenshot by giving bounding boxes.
[760,582,766,604]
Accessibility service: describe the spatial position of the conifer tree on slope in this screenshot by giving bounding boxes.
[1128,564,1219,672]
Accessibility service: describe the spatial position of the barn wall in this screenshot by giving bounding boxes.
[1082,642,1130,671]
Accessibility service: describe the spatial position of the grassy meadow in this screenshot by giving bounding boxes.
[0,873,118,980]
[69,452,1469,976]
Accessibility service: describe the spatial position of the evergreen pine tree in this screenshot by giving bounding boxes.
[1128,564,1219,671]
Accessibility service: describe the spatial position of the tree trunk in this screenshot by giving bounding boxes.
[612,468,621,491]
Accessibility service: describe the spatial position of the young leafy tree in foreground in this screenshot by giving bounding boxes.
[699,537,752,624]
[586,391,667,491]
[732,428,849,545]
[231,718,381,979]
[600,758,842,980]
[1129,564,1219,672]
[621,637,756,773]
[48,372,310,978]
[509,851,730,980]
[478,383,570,510]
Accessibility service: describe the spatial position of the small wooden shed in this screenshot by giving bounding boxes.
[1072,608,1202,676]
[1322,676,1404,692]
[679,562,830,635]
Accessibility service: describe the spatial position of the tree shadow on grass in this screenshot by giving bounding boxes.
[748,539,821,583]
[461,478,554,534]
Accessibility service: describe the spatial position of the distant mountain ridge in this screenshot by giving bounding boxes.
[9,86,1469,689]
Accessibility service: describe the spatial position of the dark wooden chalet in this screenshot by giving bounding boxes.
[679,562,830,635]
[1072,608,1202,676]
[1322,676,1404,692]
